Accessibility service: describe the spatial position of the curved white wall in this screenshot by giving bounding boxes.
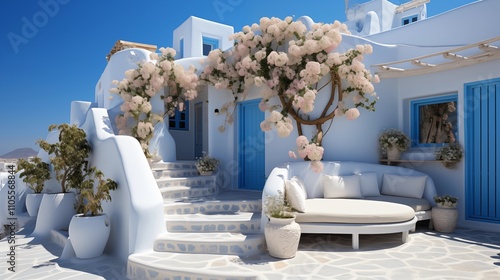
[76,103,165,262]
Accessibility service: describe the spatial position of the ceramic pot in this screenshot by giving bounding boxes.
[264,217,301,258]
[387,147,401,160]
[69,213,111,259]
[432,206,458,233]
[32,193,76,237]
[25,193,44,217]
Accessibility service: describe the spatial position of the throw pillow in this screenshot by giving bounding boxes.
[357,172,381,197]
[323,174,362,198]
[381,174,427,199]
[285,177,307,212]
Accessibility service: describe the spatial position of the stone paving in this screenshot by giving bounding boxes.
[2,219,500,279]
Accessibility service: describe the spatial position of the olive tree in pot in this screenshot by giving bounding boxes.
[17,157,51,216]
[69,164,117,259]
[33,124,91,237]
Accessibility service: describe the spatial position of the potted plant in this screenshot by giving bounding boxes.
[17,157,51,216]
[432,195,458,233]
[379,128,410,160]
[263,190,301,259]
[33,124,91,237]
[195,153,219,175]
[435,143,463,168]
[69,164,118,259]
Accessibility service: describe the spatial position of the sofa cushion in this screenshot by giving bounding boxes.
[356,172,380,197]
[285,176,307,212]
[364,195,431,212]
[381,174,427,199]
[295,199,415,224]
[323,175,362,199]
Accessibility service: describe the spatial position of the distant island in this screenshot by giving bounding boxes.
[0,148,38,159]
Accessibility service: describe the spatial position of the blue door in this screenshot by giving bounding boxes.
[465,78,500,223]
[238,100,265,190]
[194,102,203,158]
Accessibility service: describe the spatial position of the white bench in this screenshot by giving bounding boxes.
[262,161,437,249]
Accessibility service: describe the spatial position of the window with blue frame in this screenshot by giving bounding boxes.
[402,15,418,25]
[169,102,189,130]
[410,94,458,147]
[202,36,219,56]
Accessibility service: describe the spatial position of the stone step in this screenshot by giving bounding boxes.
[157,175,218,199]
[128,251,260,280]
[152,168,200,179]
[156,175,216,189]
[160,185,217,199]
[164,190,262,215]
[153,232,265,256]
[165,212,261,234]
[151,160,197,170]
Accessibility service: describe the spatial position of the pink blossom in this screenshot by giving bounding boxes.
[296,135,309,147]
[334,108,344,116]
[345,108,360,120]
[260,120,271,131]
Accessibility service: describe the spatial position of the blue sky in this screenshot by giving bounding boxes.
[0,0,478,155]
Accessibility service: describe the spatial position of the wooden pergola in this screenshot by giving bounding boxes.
[106,40,157,61]
[373,36,500,79]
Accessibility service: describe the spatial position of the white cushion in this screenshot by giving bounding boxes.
[323,175,362,199]
[285,176,307,212]
[357,172,380,197]
[381,174,427,199]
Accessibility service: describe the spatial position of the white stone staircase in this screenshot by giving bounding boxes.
[127,161,265,280]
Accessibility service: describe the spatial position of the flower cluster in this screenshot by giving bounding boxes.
[200,16,379,166]
[195,153,220,173]
[379,129,410,152]
[434,195,458,208]
[110,47,198,156]
[435,143,463,161]
[263,190,295,219]
[289,135,324,172]
[260,111,293,137]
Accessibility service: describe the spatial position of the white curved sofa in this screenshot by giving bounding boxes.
[262,161,438,249]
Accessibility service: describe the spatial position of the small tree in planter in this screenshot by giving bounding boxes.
[37,124,91,193]
[32,123,90,238]
[69,163,118,259]
[17,157,51,216]
[75,165,118,216]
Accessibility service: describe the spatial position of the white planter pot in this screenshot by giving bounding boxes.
[264,217,301,259]
[26,193,44,217]
[69,213,111,259]
[432,206,458,233]
[32,193,76,237]
[387,147,401,160]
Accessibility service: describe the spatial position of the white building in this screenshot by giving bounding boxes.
[5,0,497,272]
[94,0,500,242]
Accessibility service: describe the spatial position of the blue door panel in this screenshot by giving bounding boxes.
[465,79,500,223]
[238,100,265,190]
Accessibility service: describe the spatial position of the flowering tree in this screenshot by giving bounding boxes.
[110,48,198,157]
[200,17,379,171]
